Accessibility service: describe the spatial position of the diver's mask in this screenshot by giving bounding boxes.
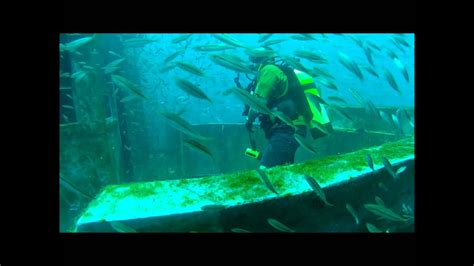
[248,54,264,70]
[249,62,263,72]
[250,57,276,72]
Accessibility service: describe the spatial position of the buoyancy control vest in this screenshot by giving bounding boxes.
[258,63,332,139]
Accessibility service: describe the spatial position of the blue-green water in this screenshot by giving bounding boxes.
[59,33,414,232]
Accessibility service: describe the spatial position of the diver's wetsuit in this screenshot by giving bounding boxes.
[258,112,307,168]
[247,62,313,168]
[259,125,299,167]
[250,64,306,168]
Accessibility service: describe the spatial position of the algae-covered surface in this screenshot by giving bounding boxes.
[76,136,414,226]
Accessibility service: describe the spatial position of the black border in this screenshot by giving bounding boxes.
[17,1,423,265]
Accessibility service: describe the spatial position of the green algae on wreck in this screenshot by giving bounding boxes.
[77,137,414,227]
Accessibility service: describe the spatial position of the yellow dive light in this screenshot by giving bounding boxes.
[245,148,261,160]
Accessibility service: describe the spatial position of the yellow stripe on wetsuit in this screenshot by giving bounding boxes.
[294,70,330,125]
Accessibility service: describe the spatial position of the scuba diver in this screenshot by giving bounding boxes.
[235,47,333,169]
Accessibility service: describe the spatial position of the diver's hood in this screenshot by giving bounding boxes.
[248,47,275,64]
[249,55,269,64]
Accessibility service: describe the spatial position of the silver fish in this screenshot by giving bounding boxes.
[62,114,69,123]
[213,34,247,48]
[328,105,353,122]
[363,45,374,66]
[304,175,334,206]
[366,154,374,172]
[310,120,330,135]
[175,61,206,77]
[110,221,137,233]
[112,74,148,99]
[347,87,366,106]
[366,99,383,120]
[71,71,89,85]
[258,33,274,43]
[381,157,397,179]
[60,174,93,200]
[120,95,138,103]
[231,228,252,233]
[379,110,391,125]
[60,72,70,78]
[159,111,210,141]
[327,96,348,105]
[174,78,212,103]
[104,58,126,74]
[267,218,295,232]
[390,38,406,53]
[364,204,409,222]
[256,168,279,195]
[392,35,411,48]
[338,52,363,80]
[375,196,385,206]
[294,134,317,154]
[366,223,383,233]
[290,34,316,41]
[262,39,288,47]
[386,49,399,60]
[64,35,95,52]
[402,203,413,216]
[345,204,359,225]
[366,41,381,51]
[230,87,272,115]
[184,139,214,159]
[294,50,328,64]
[361,65,379,78]
[309,94,328,106]
[123,38,158,48]
[311,67,335,80]
[159,63,177,73]
[402,108,413,124]
[164,49,185,64]
[392,113,403,135]
[108,51,122,58]
[209,54,256,74]
[171,34,192,44]
[350,35,364,48]
[82,65,95,71]
[245,47,276,58]
[193,44,235,51]
[317,77,338,91]
[395,166,407,176]
[383,68,401,94]
[393,58,410,82]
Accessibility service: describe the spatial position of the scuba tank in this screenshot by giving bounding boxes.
[272,57,333,140]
